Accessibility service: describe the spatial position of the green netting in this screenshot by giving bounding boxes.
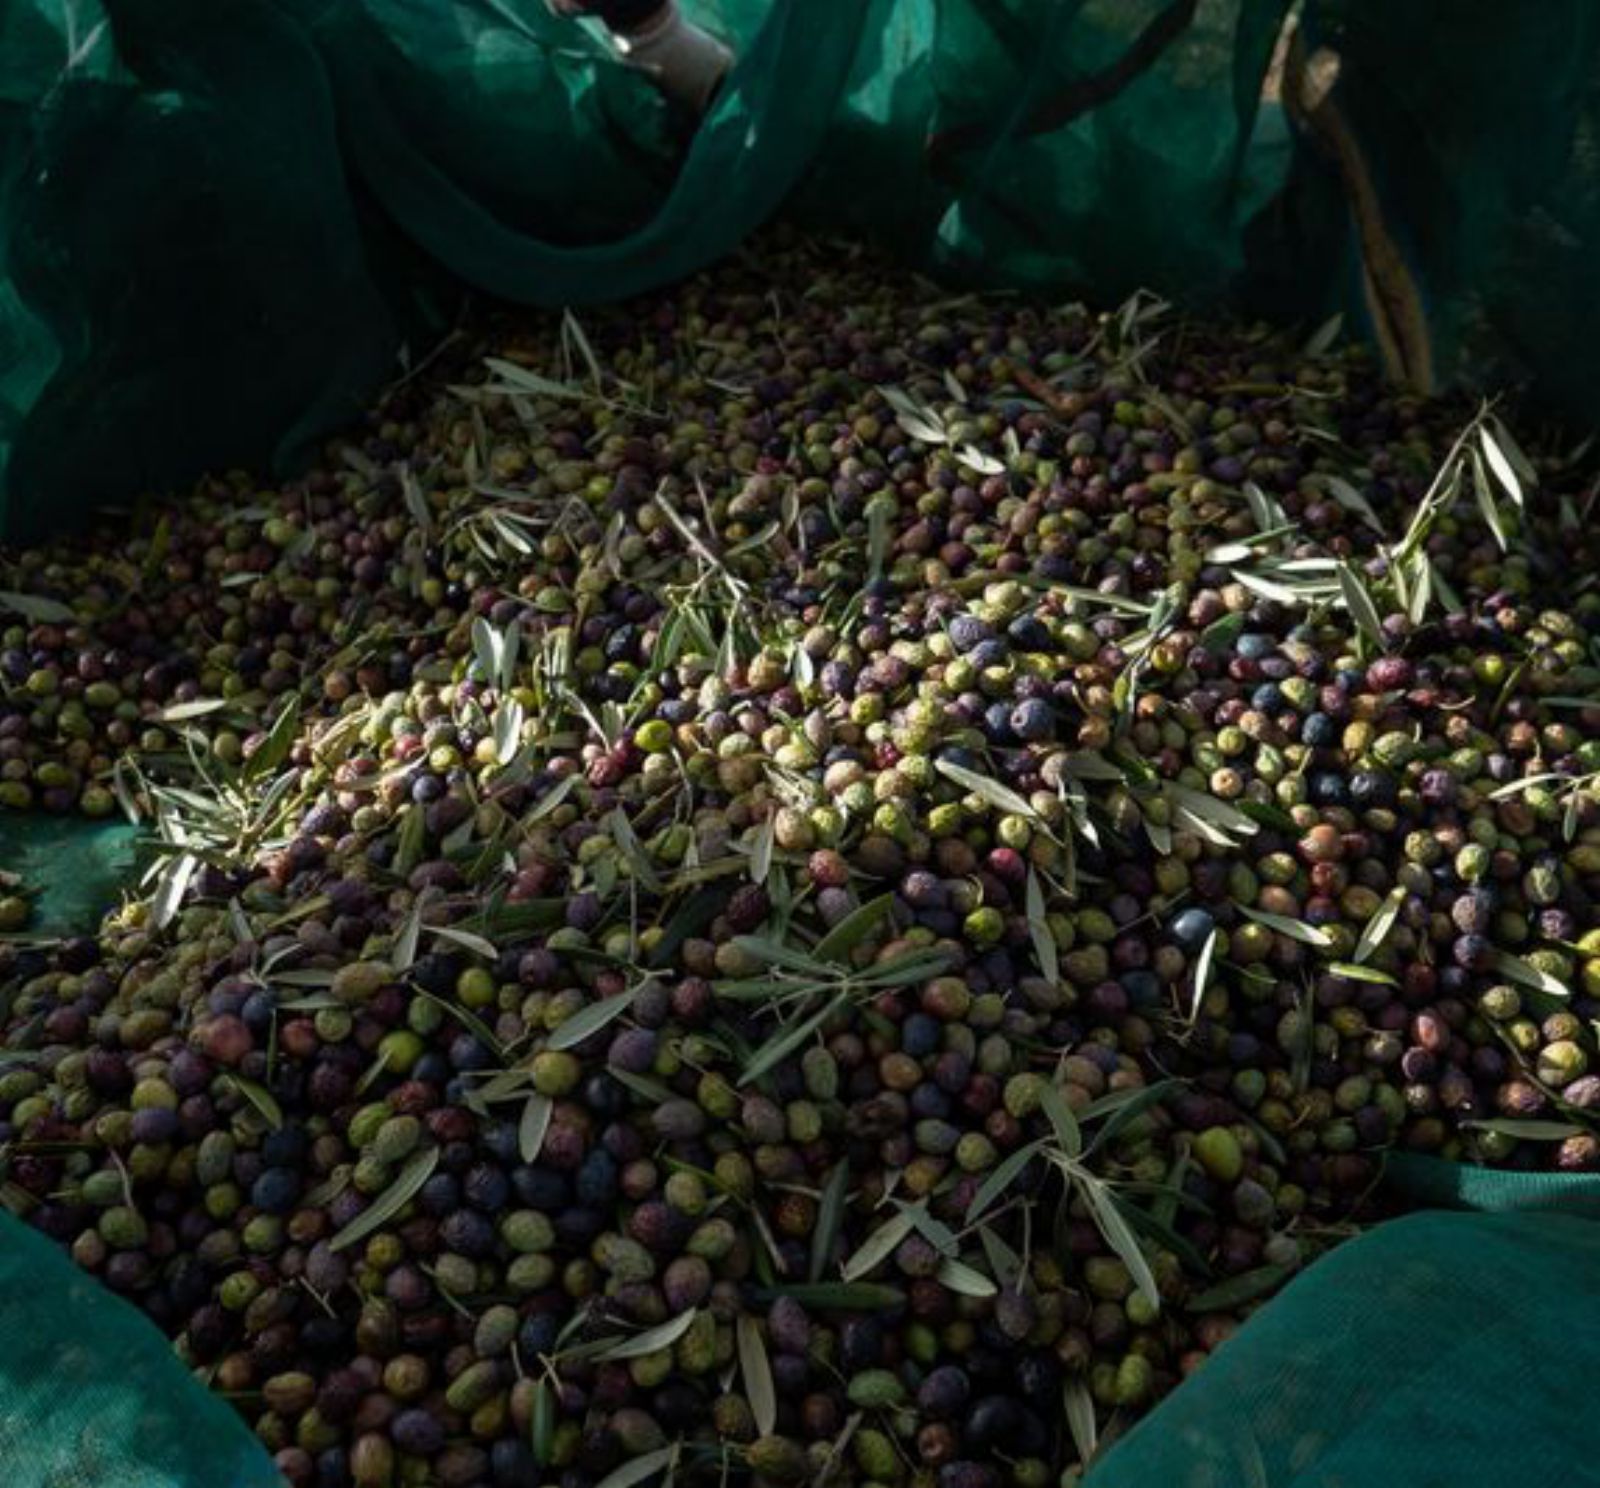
[1083,1154,1600,1488]
[0,816,140,935]
[0,1208,280,1488]
[8,1,1600,541]
[2,0,1298,541]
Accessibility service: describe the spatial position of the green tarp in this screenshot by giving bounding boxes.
[1085,1155,1600,1488]
[0,1208,282,1488]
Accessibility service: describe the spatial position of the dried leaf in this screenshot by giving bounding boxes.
[329,1146,440,1252]
[737,1315,777,1436]
[480,357,584,402]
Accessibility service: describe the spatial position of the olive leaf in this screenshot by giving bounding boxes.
[394,804,426,877]
[1491,951,1570,999]
[935,758,1038,821]
[750,815,775,888]
[1186,1263,1293,1312]
[740,994,846,1087]
[1314,472,1385,534]
[390,904,423,973]
[936,1258,998,1298]
[531,1377,556,1466]
[960,445,1005,476]
[592,1443,678,1488]
[1025,869,1059,985]
[967,1139,1046,1221]
[1479,421,1527,507]
[226,1076,284,1131]
[1328,961,1398,986]
[525,773,578,826]
[752,1283,905,1311]
[426,923,499,961]
[1464,1118,1583,1141]
[1189,927,1219,1022]
[594,1309,699,1362]
[1240,906,1333,948]
[1201,612,1247,655]
[1337,562,1387,650]
[494,699,525,765]
[158,698,231,722]
[1302,311,1344,357]
[810,1161,851,1283]
[548,986,638,1051]
[1353,886,1405,963]
[1080,1079,1182,1150]
[246,697,301,781]
[877,385,948,445]
[841,1203,922,1282]
[150,851,199,931]
[609,809,662,894]
[737,1315,777,1436]
[519,1093,553,1163]
[1063,1377,1098,1465]
[977,1223,1024,1289]
[329,1145,440,1252]
[1038,1082,1083,1160]
[0,590,76,624]
[814,894,893,964]
[480,356,585,403]
[1072,1171,1159,1312]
